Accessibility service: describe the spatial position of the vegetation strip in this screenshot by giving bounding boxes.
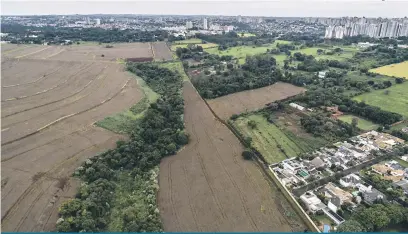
[56,63,188,232]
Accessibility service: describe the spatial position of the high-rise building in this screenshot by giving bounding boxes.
[186,21,193,29]
[238,15,242,22]
[203,18,208,30]
[95,18,101,25]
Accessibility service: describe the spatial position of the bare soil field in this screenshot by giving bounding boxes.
[158,81,306,232]
[2,43,153,62]
[152,42,173,61]
[208,82,306,120]
[1,43,146,231]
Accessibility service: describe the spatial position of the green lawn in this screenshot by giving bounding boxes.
[171,43,217,51]
[396,159,408,168]
[96,73,159,133]
[353,82,408,118]
[238,33,256,37]
[338,114,379,131]
[345,71,395,83]
[291,46,357,61]
[205,40,291,64]
[173,38,203,44]
[159,61,190,81]
[233,114,314,164]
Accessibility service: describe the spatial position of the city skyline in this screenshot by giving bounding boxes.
[2,0,408,18]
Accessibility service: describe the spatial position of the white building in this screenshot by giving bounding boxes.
[300,192,324,213]
[186,21,193,29]
[95,18,101,25]
[203,18,208,30]
[289,103,305,111]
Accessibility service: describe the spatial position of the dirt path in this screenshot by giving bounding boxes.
[158,81,306,232]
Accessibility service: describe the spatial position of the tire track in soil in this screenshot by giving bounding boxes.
[2,64,66,88]
[197,114,259,231]
[1,134,107,229]
[189,106,228,222]
[1,78,131,146]
[2,62,95,102]
[2,65,110,128]
[166,161,183,231]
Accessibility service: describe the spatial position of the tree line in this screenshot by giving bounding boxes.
[56,63,188,232]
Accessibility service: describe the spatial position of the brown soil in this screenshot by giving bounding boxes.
[152,42,173,61]
[1,43,146,231]
[208,82,306,120]
[158,82,306,232]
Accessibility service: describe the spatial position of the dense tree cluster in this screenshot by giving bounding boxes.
[56,63,187,232]
[337,204,408,232]
[293,88,402,125]
[1,24,168,44]
[192,54,282,98]
[300,114,356,141]
[197,32,275,49]
[353,45,408,69]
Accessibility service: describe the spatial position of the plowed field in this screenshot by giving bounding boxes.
[158,82,306,232]
[1,43,147,231]
[208,82,306,120]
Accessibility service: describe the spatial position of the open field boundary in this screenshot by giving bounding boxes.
[193,80,316,232]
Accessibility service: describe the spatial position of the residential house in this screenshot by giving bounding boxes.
[362,187,385,205]
[300,191,325,213]
[393,179,408,195]
[372,164,404,182]
[318,71,327,78]
[323,183,353,212]
[339,174,362,188]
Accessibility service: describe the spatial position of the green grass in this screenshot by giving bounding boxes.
[396,159,408,168]
[369,61,408,79]
[159,61,190,81]
[238,33,256,37]
[345,71,395,83]
[353,82,408,118]
[291,46,357,61]
[173,39,203,44]
[338,114,379,130]
[171,43,217,51]
[233,114,316,164]
[205,40,291,64]
[96,73,159,133]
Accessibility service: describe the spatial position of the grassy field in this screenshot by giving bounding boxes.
[338,114,379,131]
[291,46,358,61]
[173,38,203,44]
[369,61,408,79]
[171,43,218,51]
[232,113,325,164]
[159,61,190,81]
[205,40,291,64]
[396,159,408,168]
[96,73,159,133]
[238,33,256,37]
[353,82,408,118]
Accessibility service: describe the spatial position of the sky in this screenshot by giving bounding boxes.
[1,0,408,18]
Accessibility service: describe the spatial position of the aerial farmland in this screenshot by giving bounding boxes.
[0,42,172,231]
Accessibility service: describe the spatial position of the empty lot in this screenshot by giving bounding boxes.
[1,43,146,231]
[158,81,306,232]
[208,82,306,120]
[152,41,173,61]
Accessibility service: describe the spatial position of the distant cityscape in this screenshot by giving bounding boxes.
[323,17,408,39]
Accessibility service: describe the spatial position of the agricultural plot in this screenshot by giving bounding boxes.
[158,81,306,232]
[338,114,379,131]
[159,61,190,81]
[369,61,408,79]
[171,43,218,51]
[205,40,291,64]
[291,46,358,61]
[2,43,154,62]
[353,82,408,118]
[173,38,203,44]
[232,113,327,164]
[1,43,149,231]
[207,82,305,120]
[152,41,173,61]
